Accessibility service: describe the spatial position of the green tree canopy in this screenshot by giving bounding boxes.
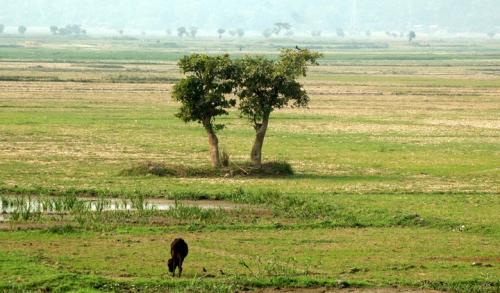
[172,54,236,167]
[235,48,322,166]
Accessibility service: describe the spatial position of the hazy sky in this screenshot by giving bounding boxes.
[0,0,498,34]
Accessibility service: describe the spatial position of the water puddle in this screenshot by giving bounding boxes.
[0,196,238,222]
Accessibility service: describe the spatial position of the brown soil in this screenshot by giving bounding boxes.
[255,288,443,293]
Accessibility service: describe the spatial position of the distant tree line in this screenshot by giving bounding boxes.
[50,24,86,36]
[1,22,491,41]
[171,27,244,39]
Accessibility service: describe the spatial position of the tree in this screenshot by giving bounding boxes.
[236,28,245,38]
[217,28,225,39]
[234,48,322,167]
[172,54,236,167]
[189,27,198,38]
[118,29,124,36]
[408,30,416,43]
[336,28,345,37]
[228,30,236,37]
[166,29,172,36]
[0,24,5,34]
[50,26,58,35]
[18,25,27,35]
[177,27,187,37]
[273,22,292,36]
[487,32,496,38]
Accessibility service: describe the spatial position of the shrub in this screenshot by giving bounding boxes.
[120,160,294,178]
[119,161,176,177]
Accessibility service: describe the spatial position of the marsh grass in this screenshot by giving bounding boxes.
[164,201,226,223]
[0,187,468,232]
[2,195,91,222]
[1,194,239,231]
[127,194,148,210]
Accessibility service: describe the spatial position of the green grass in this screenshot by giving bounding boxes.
[1,228,498,292]
[0,36,499,292]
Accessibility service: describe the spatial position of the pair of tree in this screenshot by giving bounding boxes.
[177,27,197,38]
[172,49,322,168]
[228,29,245,38]
[0,24,4,34]
[262,23,293,39]
[273,22,292,36]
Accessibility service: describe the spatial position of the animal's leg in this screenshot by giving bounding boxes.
[178,257,183,277]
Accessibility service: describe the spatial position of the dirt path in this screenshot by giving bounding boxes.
[255,288,442,293]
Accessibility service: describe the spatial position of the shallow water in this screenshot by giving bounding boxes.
[0,196,237,222]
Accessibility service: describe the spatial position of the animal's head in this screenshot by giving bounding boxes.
[167,258,175,272]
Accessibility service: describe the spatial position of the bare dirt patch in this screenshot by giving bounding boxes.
[255,287,443,293]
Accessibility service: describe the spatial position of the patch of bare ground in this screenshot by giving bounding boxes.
[0,81,171,93]
[254,288,443,293]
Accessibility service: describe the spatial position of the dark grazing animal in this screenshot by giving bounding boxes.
[167,238,188,277]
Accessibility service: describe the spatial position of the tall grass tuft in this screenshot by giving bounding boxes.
[220,150,230,167]
[128,195,149,211]
[165,201,224,223]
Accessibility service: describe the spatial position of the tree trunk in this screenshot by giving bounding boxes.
[204,122,220,168]
[251,114,270,168]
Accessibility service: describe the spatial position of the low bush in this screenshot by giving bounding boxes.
[119,160,294,178]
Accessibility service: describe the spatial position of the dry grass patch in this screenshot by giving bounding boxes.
[119,161,294,178]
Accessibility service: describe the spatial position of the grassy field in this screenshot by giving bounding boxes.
[0,35,499,292]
